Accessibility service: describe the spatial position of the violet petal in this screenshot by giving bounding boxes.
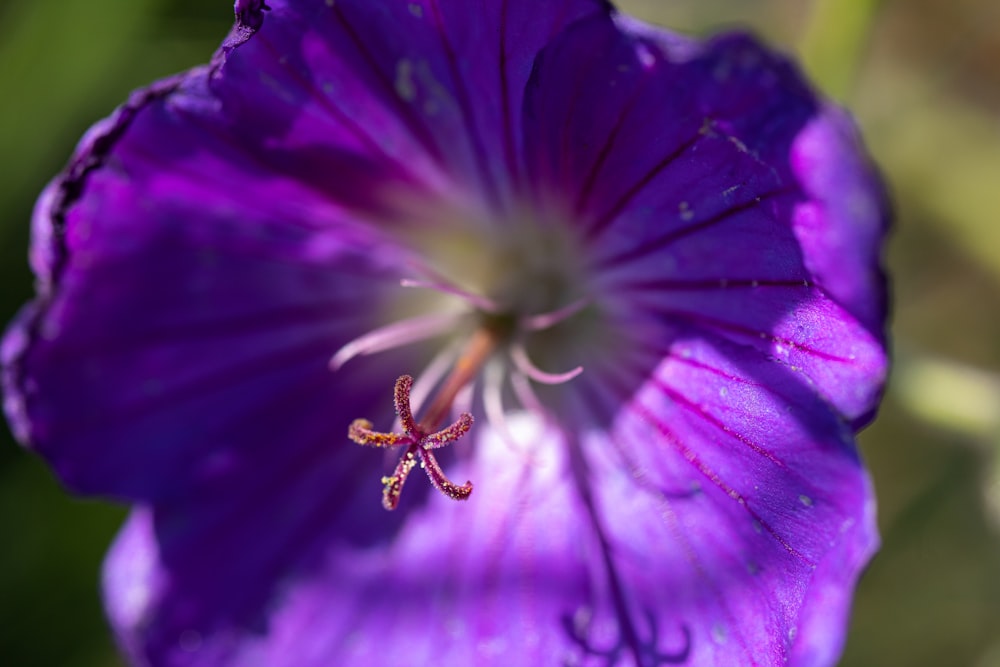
[523,14,888,422]
[105,359,874,667]
[573,328,878,666]
[218,0,610,211]
[2,51,422,502]
[3,4,889,667]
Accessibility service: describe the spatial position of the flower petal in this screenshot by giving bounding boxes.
[11,6,886,667]
[104,374,874,667]
[603,278,886,423]
[1,31,433,502]
[104,433,401,666]
[522,15,887,421]
[789,107,890,338]
[103,417,584,666]
[223,0,609,211]
[573,330,878,666]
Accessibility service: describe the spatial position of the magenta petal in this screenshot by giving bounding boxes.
[603,19,889,342]
[102,419,589,666]
[603,279,887,423]
[104,431,398,666]
[790,107,889,337]
[574,330,878,666]
[523,17,814,232]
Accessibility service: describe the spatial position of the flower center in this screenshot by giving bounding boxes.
[337,211,602,510]
[348,328,497,510]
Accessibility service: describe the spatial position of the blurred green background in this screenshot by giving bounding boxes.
[1,0,998,665]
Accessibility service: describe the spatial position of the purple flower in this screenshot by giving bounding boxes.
[2,1,889,665]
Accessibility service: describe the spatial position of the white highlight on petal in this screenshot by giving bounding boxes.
[477,409,565,479]
[329,311,464,371]
[509,342,583,385]
[103,509,161,635]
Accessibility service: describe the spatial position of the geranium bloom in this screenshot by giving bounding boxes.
[2,0,888,665]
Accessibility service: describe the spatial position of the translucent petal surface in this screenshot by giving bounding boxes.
[105,394,874,666]
[576,330,878,666]
[789,106,889,338]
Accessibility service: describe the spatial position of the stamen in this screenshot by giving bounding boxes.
[510,341,584,385]
[510,369,547,416]
[521,298,590,331]
[329,311,465,371]
[483,361,520,452]
[401,278,500,313]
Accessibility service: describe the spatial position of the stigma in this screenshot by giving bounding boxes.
[343,323,499,510]
[349,375,475,510]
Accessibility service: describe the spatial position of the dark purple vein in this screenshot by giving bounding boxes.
[583,130,704,242]
[48,337,338,432]
[628,401,813,566]
[572,65,656,218]
[592,187,792,272]
[51,301,351,357]
[609,277,813,295]
[428,0,503,210]
[638,307,853,363]
[498,0,518,185]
